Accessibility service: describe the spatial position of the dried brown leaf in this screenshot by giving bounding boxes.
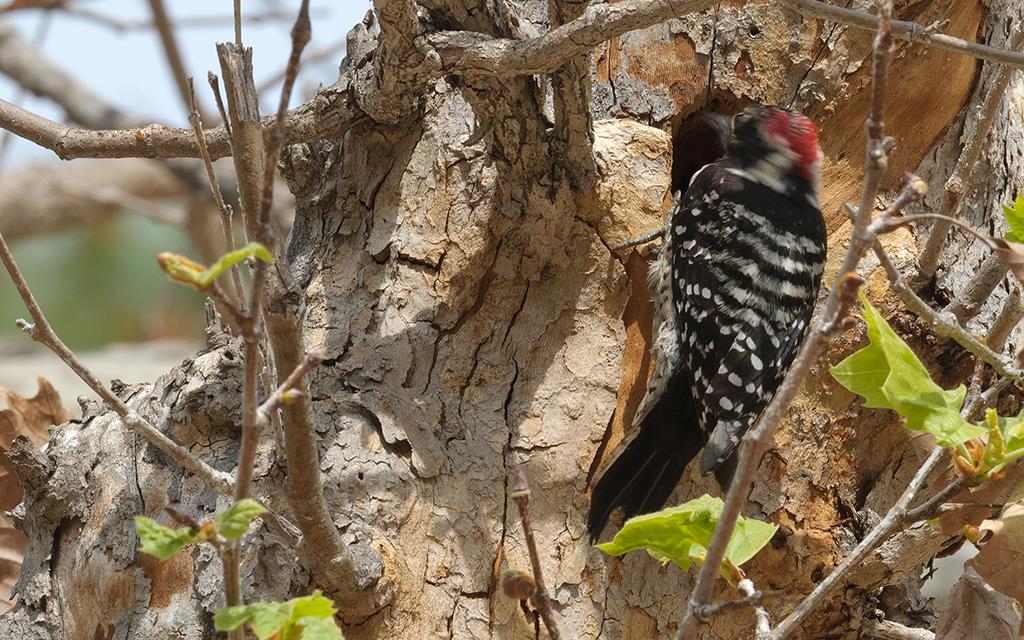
[989,238,1024,285]
[0,377,69,448]
[970,494,1024,606]
[936,566,1020,640]
[938,463,1024,535]
[0,377,69,612]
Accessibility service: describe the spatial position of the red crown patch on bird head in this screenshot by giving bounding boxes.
[760,107,822,182]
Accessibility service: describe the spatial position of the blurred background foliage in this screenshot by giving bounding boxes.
[0,215,200,349]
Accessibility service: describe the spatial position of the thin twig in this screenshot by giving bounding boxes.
[696,583,778,623]
[736,579,772,640]
[246,0,311,326]
[987,289,1024,353]
[964,376,1013,421]
[146,0,199,117]
[676,5,897,637]
[185,78,246,311]
[612,227,664,252]
[782,0,1024,69]
[0,13,51,173]
[208,73,232,138]
[944,253,1009,324]
[510,468,561,640]
[902,476,968,524]
[234,0,242,46]
[256,40,345,95]
[0,230,232,493]
[256,349,324,428]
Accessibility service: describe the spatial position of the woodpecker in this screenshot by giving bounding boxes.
[588,105,827,541]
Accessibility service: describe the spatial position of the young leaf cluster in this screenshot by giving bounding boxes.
[596,495,777,582]
[832,293,1024,479]
[134,498,266,561]
[214,591,344,639]
[156,241,273,290]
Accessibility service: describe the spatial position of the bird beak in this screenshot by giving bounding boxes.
[698,111,733,146]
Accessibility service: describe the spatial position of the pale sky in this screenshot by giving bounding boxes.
[1,0,371,166]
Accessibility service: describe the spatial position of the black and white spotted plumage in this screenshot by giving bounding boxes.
[588,105,827,541]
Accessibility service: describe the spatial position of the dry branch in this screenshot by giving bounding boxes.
[510,468,561,640]
[6,0,1024,164]
[783,0,1024,69]
[770,449,946,639]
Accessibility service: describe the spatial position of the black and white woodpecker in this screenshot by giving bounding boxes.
[587,105,827,541]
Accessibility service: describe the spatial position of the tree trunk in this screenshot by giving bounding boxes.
[3,1,1022,639]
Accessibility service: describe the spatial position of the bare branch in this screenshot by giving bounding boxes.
[0,83,364,160]
[783,0,1024,70]
[256,349,323,427]
[0,21,132,129]
[7,0,1024,163]
[146,0,200,117]
[217,43,265,240]
[944,253,1010,324]
[987,289,1023,353]
[0,160,183,239]
[696,579,776,637]
[737,579,772,640]
[185,78,246,310]
[427,0,714,76]
[873,243,1024,382]
[257,40,345,95]
[208,73,232,136]
[510,468,561,640]
[58,5,306,32]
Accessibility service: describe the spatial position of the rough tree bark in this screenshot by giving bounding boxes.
[2,1,1022,639]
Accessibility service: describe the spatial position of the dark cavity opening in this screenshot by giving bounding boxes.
[670,111,731,195]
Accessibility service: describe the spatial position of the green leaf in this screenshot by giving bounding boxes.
[214,591,340,640]
[830,292,986,447]
[978,410,1024,477]
[725,510,780,567]
[596,495,776,575]
[156,241,273,290]
[1002,195,1024,243]
[214,498,267,540]
[134,516,198,561]
[205,242,274,285]
[294,616,344,639]
[215,602,290,639]
[212,604,255,632]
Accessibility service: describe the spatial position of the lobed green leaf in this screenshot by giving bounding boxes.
[830,292,985,447]
[596,495,776,576]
